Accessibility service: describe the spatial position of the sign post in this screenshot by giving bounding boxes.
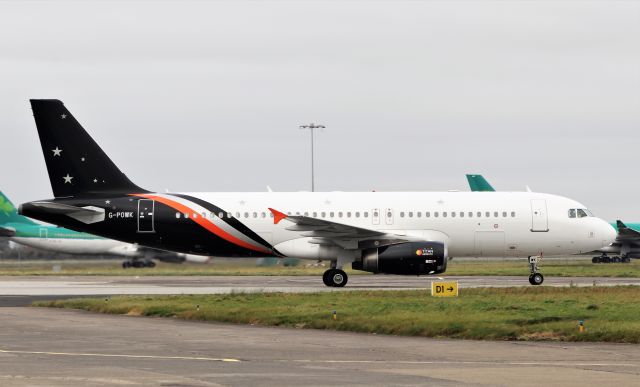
[431,281,459,297]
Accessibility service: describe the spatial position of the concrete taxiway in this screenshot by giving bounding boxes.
[1,275,639,298]
[0,307,639,386]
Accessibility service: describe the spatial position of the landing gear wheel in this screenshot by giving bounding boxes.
[322,269,348,287]
[613,256,621,263]
[529,273,544,286]
[592,257,600,264]
[622,256,631,263]
[122,261,131,269]
[527,256,543,286]
[322,270,331,286]
[146,260,156,268]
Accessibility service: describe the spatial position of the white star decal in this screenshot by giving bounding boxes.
[63,174,73,184]
[81,157,85,162]
[105,200,111,205]
[61,114,67,119]
[52,147,62,156]
[93,178,98,183]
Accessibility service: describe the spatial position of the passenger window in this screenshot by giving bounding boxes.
[269,212,274,218]
[426,212,430,217]
[443,212,447,218]
[321,212,326,218]
[330,212,335,218]
[460,212,464,218]
[253,212,257,218]
[313,212,318,217]
[355,212,360,218]
[494,211,498,217]
[236,212,240,218]
[244,212,249,218]
[568,209,576,218]
[434,212,439,217]
[408,212,413,218]
[219,212,224,218]
[202,212,207,218]
[477,212,482,217]
[400,212,405,218]
[175,212,180,219]
[261,212,266,218]
[469,212,473,218]
[577,209,588,218]
[364,212,369,218]
[485,212,490,217]
[511,211,516,217]
[304,212,308,217]
[227,213,232,218]
[451,212,456,218]
[502,212,507,218]
[347,212,351,218]
[338,212,343,218]
[193,213,198,219]
[417,212,421,218]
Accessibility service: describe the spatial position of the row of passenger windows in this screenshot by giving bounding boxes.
[175,210,517,220]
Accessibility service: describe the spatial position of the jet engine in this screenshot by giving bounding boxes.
[353,241,447,275]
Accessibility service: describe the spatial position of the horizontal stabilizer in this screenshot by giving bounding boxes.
[0,226,16,237]
[27,202,105,224]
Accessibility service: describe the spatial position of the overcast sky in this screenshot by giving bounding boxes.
[1,1,639,220]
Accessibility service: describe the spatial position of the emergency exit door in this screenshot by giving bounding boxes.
[137,199,155,233]
[530,199,549,232]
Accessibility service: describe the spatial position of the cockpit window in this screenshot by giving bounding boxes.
[568,209,576,218]
[577,209,589,218]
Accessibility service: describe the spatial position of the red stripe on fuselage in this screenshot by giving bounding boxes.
[130,193,271,254]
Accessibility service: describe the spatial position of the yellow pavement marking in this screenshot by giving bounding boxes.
[0,348,240,362]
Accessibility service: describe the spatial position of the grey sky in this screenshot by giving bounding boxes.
[1,1,639,220]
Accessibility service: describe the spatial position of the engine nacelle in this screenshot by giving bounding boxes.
[353,241,447,275]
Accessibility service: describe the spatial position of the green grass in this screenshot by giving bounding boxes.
[35,286,640,343]
[1,258,638,277]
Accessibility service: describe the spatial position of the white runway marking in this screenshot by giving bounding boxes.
[288,359,640,367]
[0,348,240,362]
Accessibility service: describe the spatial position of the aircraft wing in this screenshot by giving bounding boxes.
[269,208,412,250]
[0,226,15,237]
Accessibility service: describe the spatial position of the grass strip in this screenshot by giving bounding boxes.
[3,259,640,277]
[35,286,640,343]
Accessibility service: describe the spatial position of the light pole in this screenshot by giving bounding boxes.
[299,123,325,192]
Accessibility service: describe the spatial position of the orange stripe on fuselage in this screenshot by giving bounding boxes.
[130,193,271,254]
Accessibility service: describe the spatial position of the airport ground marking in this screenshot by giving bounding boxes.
[431,280,459,297]
[286,359,640,367]
[0,348,240,362]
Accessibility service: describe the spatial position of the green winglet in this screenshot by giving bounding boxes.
[466,174,496,192]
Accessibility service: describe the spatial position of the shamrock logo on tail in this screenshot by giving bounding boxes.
[0,196,15,217]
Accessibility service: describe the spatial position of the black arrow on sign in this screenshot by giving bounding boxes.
[447,287,454,292]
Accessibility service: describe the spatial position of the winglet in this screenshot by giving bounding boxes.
[268,208,288,224]
[617,220,628,230]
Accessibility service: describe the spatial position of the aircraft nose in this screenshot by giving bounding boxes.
[601,220,617,246]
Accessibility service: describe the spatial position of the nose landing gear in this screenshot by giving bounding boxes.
[528,256,544,285]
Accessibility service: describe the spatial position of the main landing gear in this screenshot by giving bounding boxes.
[528,256,544,286]
[322,268,348,287]
[122,259,156,269]
[592,254,630,264]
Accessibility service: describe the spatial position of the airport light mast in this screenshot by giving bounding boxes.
[299,123,324,192]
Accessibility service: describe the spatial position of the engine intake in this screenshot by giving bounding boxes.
[353,241,447,275]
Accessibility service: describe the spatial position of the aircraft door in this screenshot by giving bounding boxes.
[385,208,394,225]
[530,199,549,232]
[137,199,155,233]
[372,209,380,225]
[39,228,48,239]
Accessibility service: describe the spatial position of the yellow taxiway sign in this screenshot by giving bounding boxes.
[431,281,458,297]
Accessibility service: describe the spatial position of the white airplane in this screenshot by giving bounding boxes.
[20,100,616,286]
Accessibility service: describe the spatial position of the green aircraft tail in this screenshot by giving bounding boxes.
[0,191,37,225]
[466,174,496,192]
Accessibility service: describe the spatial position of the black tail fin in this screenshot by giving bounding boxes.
[29,99,147,198]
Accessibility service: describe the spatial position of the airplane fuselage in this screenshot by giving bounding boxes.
[21,191,614,262]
